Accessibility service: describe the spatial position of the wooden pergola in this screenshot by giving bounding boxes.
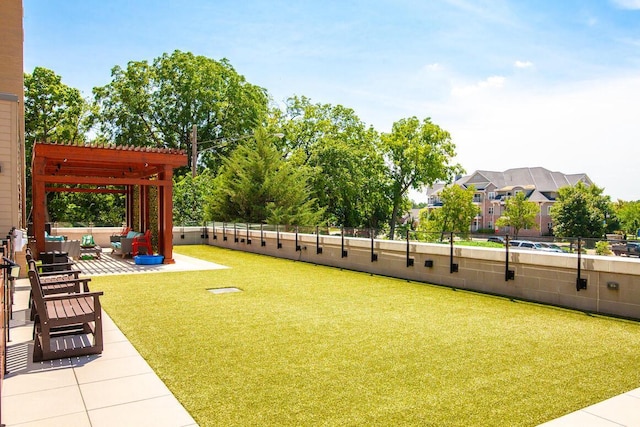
[31,142,188,263]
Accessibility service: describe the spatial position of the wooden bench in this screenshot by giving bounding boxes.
[26,259,91,320]
[28,269,103,362]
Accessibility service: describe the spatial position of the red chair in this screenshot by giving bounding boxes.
[132,230,153,256]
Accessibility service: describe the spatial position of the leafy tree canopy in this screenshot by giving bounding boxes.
[381,117,463,238]
[24,66,93,218]
[613,200,640,237]
[550,182,612,238]
[173,171,215,226]
[495,192,539,238]
[418,185,478,239]
[269,96,391,228]
[93,50,269,174]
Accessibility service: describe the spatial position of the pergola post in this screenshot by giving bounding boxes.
[31,156,47,256]
[158,166,175,263]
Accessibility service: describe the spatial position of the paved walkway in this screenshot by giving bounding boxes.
[2,250,639,426]
[2,251,226,427]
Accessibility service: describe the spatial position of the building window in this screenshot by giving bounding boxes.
[547,206,552,215]
[488,191,495,200]
[488,207,494,215]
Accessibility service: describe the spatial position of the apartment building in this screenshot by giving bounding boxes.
[0,0,26,231]
[426,167,592,237]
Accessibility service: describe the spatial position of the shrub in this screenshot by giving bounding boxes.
[595,240,612,256]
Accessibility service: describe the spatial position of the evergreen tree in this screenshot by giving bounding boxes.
[205,130,323,225]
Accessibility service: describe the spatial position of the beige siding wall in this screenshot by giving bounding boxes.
[0,0,25,231]
[0,98,20,231]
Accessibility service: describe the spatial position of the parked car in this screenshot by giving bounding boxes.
[508,240,535,249]
[487,236,505,244]
[508,240,563,253]
[611,242,640,257]
[534,242,564,253]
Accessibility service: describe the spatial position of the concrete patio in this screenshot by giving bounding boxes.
[1,251,226,426]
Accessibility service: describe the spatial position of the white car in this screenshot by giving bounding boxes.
[509,240,563,253]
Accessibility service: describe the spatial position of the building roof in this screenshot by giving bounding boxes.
[456,167,591,194]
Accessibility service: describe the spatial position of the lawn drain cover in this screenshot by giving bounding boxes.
[208,287,242,294]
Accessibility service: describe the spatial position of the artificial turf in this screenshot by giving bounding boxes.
[91,245,640,426]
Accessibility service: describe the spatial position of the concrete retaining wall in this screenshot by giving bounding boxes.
[205,226,640,320]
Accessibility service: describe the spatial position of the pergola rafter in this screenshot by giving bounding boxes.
[31,142,188,263]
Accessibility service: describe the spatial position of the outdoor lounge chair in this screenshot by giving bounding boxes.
[28,269,103,362]
[132,230,152,256]
[110,230,144,257]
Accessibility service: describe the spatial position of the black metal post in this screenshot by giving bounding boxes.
[576,237,587,291]
[316,226,322,254]
[277,224,282,249]
[246,223,251,244]
[371,228,378,262]
[222,223,227,241]
[406,230,414,267]
[261,224,265,246]
[505,234,514,281]
[234,223,238,243]
[341,227,348,258]
[450,232,458,273]
[295,226,301,251]
[212,221,217,240]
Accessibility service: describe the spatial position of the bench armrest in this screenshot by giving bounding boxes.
[43,291,104,302]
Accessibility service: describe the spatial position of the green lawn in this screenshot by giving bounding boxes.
[92,245,640,426]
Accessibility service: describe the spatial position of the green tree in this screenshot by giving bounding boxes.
[550,182,612,238]
[269,96,391,228]
[25,66,90,145]
[418,185,478,239]
[205,130,323,225]
[495,192,539,238]
[173,172,214,226]
[381,117,462,239]
[613,200,640,237]
[24,66,92,219]
[47,190,124,226]
[93,50,269,174]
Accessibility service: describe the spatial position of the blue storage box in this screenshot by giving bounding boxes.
[134,254,164,265]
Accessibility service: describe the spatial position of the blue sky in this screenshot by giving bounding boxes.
[24,0,640,200]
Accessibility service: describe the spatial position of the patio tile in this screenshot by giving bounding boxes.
[2,385,85,425]
[92,339,140,360]
[581,393,640,426]
[102,326,128,344]
[6,412,91,427]
[88,395,195,427]
[539,410,623,426]
[80,372,172,410]
[626,387,640,399]
[2,364,77,396]
[72,354,153,384]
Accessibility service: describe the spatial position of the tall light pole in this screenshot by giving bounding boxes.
[191,124,197,177]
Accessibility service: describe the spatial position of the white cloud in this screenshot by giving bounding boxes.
[451,75,505,97]
[611,0,640,9]
[424,63,442,71]
[514,60,533,69]
[431,74,640,200]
